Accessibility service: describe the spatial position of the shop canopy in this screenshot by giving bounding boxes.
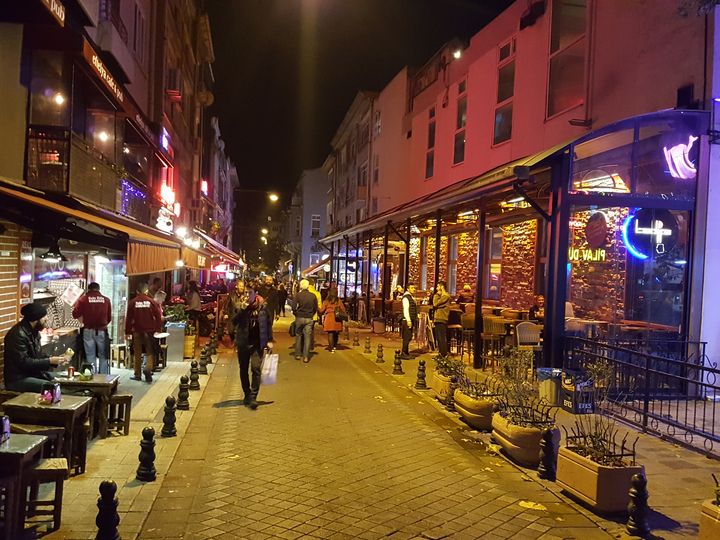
[0,178,182,275]
[301,257,329,278]
[194,229,243,267]
[321,140,571,245]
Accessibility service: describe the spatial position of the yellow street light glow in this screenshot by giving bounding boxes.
[453,49,462,60]
[268,193,279,202]
[53,93,66,105]
[98,131,110,142]
[261,228,269,235]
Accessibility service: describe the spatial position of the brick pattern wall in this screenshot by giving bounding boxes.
[499,220,537,309]
[408,237,421,286]
[408,231,479,294]
[456,230,479,293]
[568,208,627,321]
[0,219,29,387]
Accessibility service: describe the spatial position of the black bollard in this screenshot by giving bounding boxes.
[161,396,177,438]
[176,376,190,410]
[189,362,200,390]
[445,376,457,412]
[96,480,120,540]
[415,359,428,389]
[376,344,385,363]
[537,428,557,481]
[364,336,372,354]
[392,351,404,375]
[198,349,208,375]
[353,332,360,347]
[208,339,216,361]
[136,427,157,482]
[627,473,650,537]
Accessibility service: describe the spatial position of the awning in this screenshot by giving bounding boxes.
[182,246,213,270]
[127,243,180,275]
[301,257,329,277]
[194,229,243,266]
[321,140,572,244]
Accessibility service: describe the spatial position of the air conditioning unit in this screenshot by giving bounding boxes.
[166,69,182,101]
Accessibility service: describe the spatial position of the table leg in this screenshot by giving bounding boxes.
[98,394,110,439]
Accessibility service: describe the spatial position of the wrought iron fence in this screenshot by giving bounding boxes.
[565,336,720,456]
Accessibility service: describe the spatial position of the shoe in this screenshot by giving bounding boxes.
[295,356,302,361]
[331,348,335,353]
[243,395,251,406]
[143,370,153,383]
[303,357,310,363]
[399,354,411,360]
[130,375,142,381]
[249,399,258,410]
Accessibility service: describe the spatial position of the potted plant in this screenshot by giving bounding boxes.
[700,474,720,540]
[453,377,498,431]
[491,350,559,467]
[556,358,643,514]
[431,355,465,403]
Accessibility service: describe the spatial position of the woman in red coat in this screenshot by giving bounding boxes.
[319,287,346,352]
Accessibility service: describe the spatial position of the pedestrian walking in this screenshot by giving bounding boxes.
[225,281,273,409]
[3,302,69,392]
[292,279,318,363]
[258,275,279,324]
[72,282,112,374]
[401,284,418,359]
[277,283,288,316]
[125,283,163,382]
[319,287,346,352]
[432,281,451,358]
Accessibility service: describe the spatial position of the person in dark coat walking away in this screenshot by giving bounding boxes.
[277,283,288,316]
[292,279,318,363]
[3,302,69,392]
[125,283,163,382]
[319,287,346,352]
[72,282,112,374]
[225,281,274,409]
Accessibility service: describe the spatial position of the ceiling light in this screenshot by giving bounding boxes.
[98,131,110,142]
[453,49,462,59]
[39,240,67,263]
[94,248,110,264]
[175,226,188,238]
[191,239,201,249]
[53,93,66,106]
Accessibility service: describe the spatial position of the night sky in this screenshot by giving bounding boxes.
[207,0,514,198]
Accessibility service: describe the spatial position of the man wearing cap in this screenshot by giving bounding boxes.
[3,302,69,392]
[72,282,112,374]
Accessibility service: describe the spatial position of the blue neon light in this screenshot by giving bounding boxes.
[622,213,648,260]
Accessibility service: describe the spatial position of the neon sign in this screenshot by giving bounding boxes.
[622,209,678,260]
[663,135,698,180]
[568,248,606,262]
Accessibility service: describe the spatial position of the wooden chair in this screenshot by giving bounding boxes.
[516,321,542,349]
[23,457,69,533]
[481,317,507,370]
[447,310,463,354]
[10,424,65,458]
[107,393,133,436]
[459,313,475,362]
[0,474,18,538]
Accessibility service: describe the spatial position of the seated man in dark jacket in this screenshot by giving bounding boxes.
[3,302,69,392]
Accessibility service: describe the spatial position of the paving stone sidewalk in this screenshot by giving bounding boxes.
[138,320,618,539]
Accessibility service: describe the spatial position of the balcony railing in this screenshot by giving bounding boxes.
[99,0,128,44]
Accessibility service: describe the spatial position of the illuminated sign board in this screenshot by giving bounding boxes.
[568,248,606,263]
[622,209,678,260]
[82,41,124,104]
[156,207,174,233]
[664,135,698,180]
[41,0,65,27]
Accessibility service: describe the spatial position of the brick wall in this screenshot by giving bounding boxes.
[0,219,29,386]
[568,208,627,321]
[408,237,421,286]
[499,220,537,309]
[456,230,479,292]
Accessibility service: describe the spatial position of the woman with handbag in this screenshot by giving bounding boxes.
[319,287,346,353]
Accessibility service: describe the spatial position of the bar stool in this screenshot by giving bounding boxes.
[0,473,18,536]
[111,344,127,369]
[107,393,133,436]
[10,424,65,458]
[23,457,69,533]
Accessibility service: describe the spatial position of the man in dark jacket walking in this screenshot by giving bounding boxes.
[292,279,318,363]
[3,302,69,392]
[257,275,279,325]
[125,283,163,383]
[225,281,274,409]
[72,282,112,373]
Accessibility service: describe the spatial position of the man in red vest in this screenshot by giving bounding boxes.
[125,283,163,382]
[72,282,112,373]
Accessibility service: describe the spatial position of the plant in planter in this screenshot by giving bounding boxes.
[491,349,559,467]
[699,473,720,540]
[556,357,643,514]
[454,377,499,431]
[431,354,465,403]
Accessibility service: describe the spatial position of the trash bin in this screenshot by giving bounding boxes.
[561,369,595,414]
[372,317,386,334]
[536,368,562,405]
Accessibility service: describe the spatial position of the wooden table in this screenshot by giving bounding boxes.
[0,433,47,539]
[2,394,92,475]
[53,374,119,439]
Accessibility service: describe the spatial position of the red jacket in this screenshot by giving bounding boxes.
[125,293,163,334]
[72,290,112,330]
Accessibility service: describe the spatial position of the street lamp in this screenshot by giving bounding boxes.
[268,193,279,202]
[261,228,269,235]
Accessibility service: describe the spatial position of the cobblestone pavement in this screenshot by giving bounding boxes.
[138,322,617,540]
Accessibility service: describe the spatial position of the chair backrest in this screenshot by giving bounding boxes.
[483,316,506,336]
[516,321,542,346]
[464,303,476,314]
[461,313,475,330]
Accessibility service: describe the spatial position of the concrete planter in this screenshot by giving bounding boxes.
[454,389,494,431]
[491,413,559,467]
[431,372,452,403]
[700,500,720,540]
[556,446,644,514]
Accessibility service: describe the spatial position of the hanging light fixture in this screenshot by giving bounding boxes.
[94,248,110,263]
[39,239,67,263]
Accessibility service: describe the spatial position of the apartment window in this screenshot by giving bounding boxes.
[548,0,587,117]
[426,106,436,178]
[371,197,378,215]
[453,83,467,164]
[295,216,301,237]
[133,3,146,67]
[494,37,516,145]
[310,253,320,266]
[310,214,321,237]
[372,154,379,184]
[358,163,368,187]
[448,236,458,294]
[374,111,382,136]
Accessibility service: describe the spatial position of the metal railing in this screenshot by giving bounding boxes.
[565,336,720,456]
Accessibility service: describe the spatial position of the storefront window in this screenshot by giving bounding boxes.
[484,228,502,300]
[29,51,70,127]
